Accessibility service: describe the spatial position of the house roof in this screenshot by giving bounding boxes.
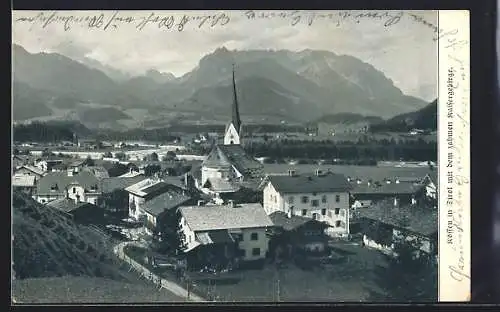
[37,171,100,195]
[196,230,235,245]
[350,181,425,196]
[118,171,144,178]
[262,164,432,184]
[18,165,45,176]
[142,191,191,217]
[216,144,263,175]
[269,211,326,231]
[100,176,147,193]
[180,203,273,232]
[358,200,438,237]
[125,179,169,197]
[12,175,36,187]
[46,198,97,213]
[426,171,438,187]
[267,173,351,194]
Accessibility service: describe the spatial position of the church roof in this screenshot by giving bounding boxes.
[216,144,263,175]
[202,145,233,168]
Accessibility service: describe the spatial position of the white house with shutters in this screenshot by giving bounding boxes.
[262,170,352,237]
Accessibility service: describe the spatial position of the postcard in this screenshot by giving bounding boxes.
[11,10,469,303]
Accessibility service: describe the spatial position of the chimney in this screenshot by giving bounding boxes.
[287,209,292,218]
[197,200,205,206]
[288,169,296,177]
[394,197,399,207]
[67,168,73,177]
[395,178,400,184]
[315,169,323,176]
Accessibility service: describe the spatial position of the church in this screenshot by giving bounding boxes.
[194,65,264,197]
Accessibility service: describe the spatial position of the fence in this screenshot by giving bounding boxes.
[114,242,206,302]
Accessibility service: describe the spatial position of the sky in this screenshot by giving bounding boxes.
[12,10,438,101]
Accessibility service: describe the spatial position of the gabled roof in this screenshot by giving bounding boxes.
[426,171,438,187]
[267,173,351,194]
[18,165,45,176]
[143,191,192,217]
[196,230,235,245]
[37,171,100,195]
[180,203,273,232]
[82,166,110,179]
[202,145,232,168]
[358,200,438,237]
[269,211,327,231]
[216,144,263,174]
[125,179,175,199]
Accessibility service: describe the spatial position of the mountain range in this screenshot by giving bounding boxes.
[12,44,432,129]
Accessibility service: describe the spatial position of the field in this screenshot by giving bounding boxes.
[188,242,388,302]
[12,276,184,303]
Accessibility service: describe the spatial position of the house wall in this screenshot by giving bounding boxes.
[15,167,43,178]
[128,193,146,220]
[239,227,269,261]
[201,166,232,186]
[36,194,64,204]
[180,216,197,250]
[425,181,437,200]
[263,182,350,236]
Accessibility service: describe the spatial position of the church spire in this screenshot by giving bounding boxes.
[231,63,241,134]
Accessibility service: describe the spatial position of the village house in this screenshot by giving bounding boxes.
[35,159,64,172]
[268,211,330,259]
[12,155,31,170]
[179,202,273,270]
[358,199,438,258]
[12,175,37,197]
[46,198,103,224]
[422,171,438,201]
[82,166,110,179]
[125,178,185,220]
[35,168,101,205]
[262,170,352,237]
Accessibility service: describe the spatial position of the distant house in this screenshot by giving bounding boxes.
[179,203,273,269]
[262,170,352,237]
[46,198,103,224]
[268,211,330,257]
[125,178,184,220]
[14,165,46,179]
[12,155,31,170]
[35,159,64,172]
[358,200,438,258]
[35,169,101,205]
[12,175,37,197]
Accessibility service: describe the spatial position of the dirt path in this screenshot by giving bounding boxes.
[113,241,206,302]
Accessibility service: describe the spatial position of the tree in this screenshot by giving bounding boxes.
[144,164,161,177]
[103,151,113,158]
[150,152,159,162]
[367,239,437,302]
[107,163,129,177]
[115,152,127,161]
[163,151,177,161]
[101,189,129,215]
[84,156,95,166]
[153,210,186,255]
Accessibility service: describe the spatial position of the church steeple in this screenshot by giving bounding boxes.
[231,64,242,134]
[223,64,242,145]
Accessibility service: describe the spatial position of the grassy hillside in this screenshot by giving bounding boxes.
[11,191,183,303]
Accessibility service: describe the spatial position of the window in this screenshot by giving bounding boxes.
[252,248,261,256]
[302,209,307,216]
[301,196,309,203]
[311,199,319,207]
[251,233,258,241]
[335,195,340,203]
[328,211,332,218]
[274,196,277,203]
[189,235,192,243]
[312,213,318,220]
[321,208,326,216]
[335,221,342,227]
[73,187,76,194]
[321,195,327,203]
[335,208,340,215]
[288,196,294,204]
